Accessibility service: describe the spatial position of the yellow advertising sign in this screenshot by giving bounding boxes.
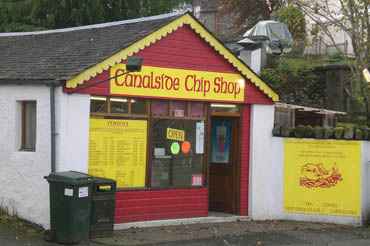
[88,118,147,188]
[284,139,361,217]
[110,64,245,102]
[166,128,185,142]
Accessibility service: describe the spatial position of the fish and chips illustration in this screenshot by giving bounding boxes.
[300,163,343,189]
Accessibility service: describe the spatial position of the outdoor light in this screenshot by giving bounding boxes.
[126,56,143,72]
[210,103,237,108]
[110,98,128,102]
[91,96,107,101]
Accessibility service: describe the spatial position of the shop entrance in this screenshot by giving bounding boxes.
[209,117,240,214]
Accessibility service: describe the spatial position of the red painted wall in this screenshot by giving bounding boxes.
[245,83,273,105]
[239,105,251,215]
[68,24,273,223]
[115,188,208,223]
[66,25,273,105]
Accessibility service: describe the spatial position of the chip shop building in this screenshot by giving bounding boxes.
[0,12,278,228]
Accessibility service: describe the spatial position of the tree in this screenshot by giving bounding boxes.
[0,0,191,32]
[219,0,287,30]
[293,0,370,121]
[276,4,306,44]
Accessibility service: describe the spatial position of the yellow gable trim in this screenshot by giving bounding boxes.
[66,13,279,101]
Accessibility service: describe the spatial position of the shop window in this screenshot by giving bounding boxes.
[90,96,108,113]
[110,98,129,114]
[131,99,147,115]
[20,101,37,151]
[150,119,205,188]
[151,101,169,117]
[170,101,187,117]
[190,102,205,118]
[91,97,148,116]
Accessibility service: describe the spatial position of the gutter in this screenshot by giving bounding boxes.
[48,81,63,173]
[0,79,57,85]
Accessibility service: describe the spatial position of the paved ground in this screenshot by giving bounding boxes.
[1,219,370,246]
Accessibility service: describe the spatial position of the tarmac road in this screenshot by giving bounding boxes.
[2,220,370,246]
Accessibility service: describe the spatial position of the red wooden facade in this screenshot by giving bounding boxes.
[73,24,272,223]
[116,188,208,223]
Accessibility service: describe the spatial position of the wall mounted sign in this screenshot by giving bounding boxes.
[170,142,180,155]
[211,119,231,163]
[154,147,165,157]
[284,139,361,217]
[181,141,191,154]
[88,118,147,188]
[196,121,205,154]
[174,109,185,117]
[192,174,203,186]
[167,128,185,142]
[111,65,245,103]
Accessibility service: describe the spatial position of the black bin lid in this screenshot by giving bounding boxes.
[93,176,116,185]
[45,171,93,185]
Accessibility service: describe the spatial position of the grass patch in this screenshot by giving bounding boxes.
[0,206,43,236]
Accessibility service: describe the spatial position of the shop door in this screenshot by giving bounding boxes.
[209,117,239,214]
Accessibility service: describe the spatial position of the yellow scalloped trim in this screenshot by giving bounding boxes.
[66,13,278,101]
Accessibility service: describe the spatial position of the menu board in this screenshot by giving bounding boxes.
[88,118,147,188]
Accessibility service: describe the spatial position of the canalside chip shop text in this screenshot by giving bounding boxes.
[114,69,243,99]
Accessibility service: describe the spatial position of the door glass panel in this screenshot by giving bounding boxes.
[211,119,232,164]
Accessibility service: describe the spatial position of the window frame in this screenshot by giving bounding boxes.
[20,100,37,152]
[90,96,149,119]
[89,97,209,190]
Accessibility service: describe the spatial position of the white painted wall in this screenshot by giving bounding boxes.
[239,49,262,75]
[0,85,51,228]
[55,88,90,173]
[362,142,370,224]
[0,85,90,229]
[249,104,276,219]
[249,107,370,226]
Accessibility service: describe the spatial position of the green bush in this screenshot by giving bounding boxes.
[294,125,306,138]
[304,125,314,138]
[364,128,370,140]
[272,125,281,136]
[354,128,363,140]
[272,125,370,141]
[323,128,334,139]
[281,126,292,137]
[334,127,344,139]
[313,126,324,139]
[344,127,354,139]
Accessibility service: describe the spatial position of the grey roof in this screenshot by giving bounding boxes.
[0,12,182,83]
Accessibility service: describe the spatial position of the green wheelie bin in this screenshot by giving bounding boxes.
[45,171,94,244]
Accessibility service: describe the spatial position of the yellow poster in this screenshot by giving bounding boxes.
[284,139,361,217]
[110,64,245,102]
[167,128,185,142]
[88,118,147,188]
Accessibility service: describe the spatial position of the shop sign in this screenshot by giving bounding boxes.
[167,128,185,142]
[192,174,203,186]
[174,109,184,117]
[88,119,147,188]
[181,141,191,154]
[196,121,205,154]
[170,142,180,155]
[284,139,361,217]
[111,65,245,102]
